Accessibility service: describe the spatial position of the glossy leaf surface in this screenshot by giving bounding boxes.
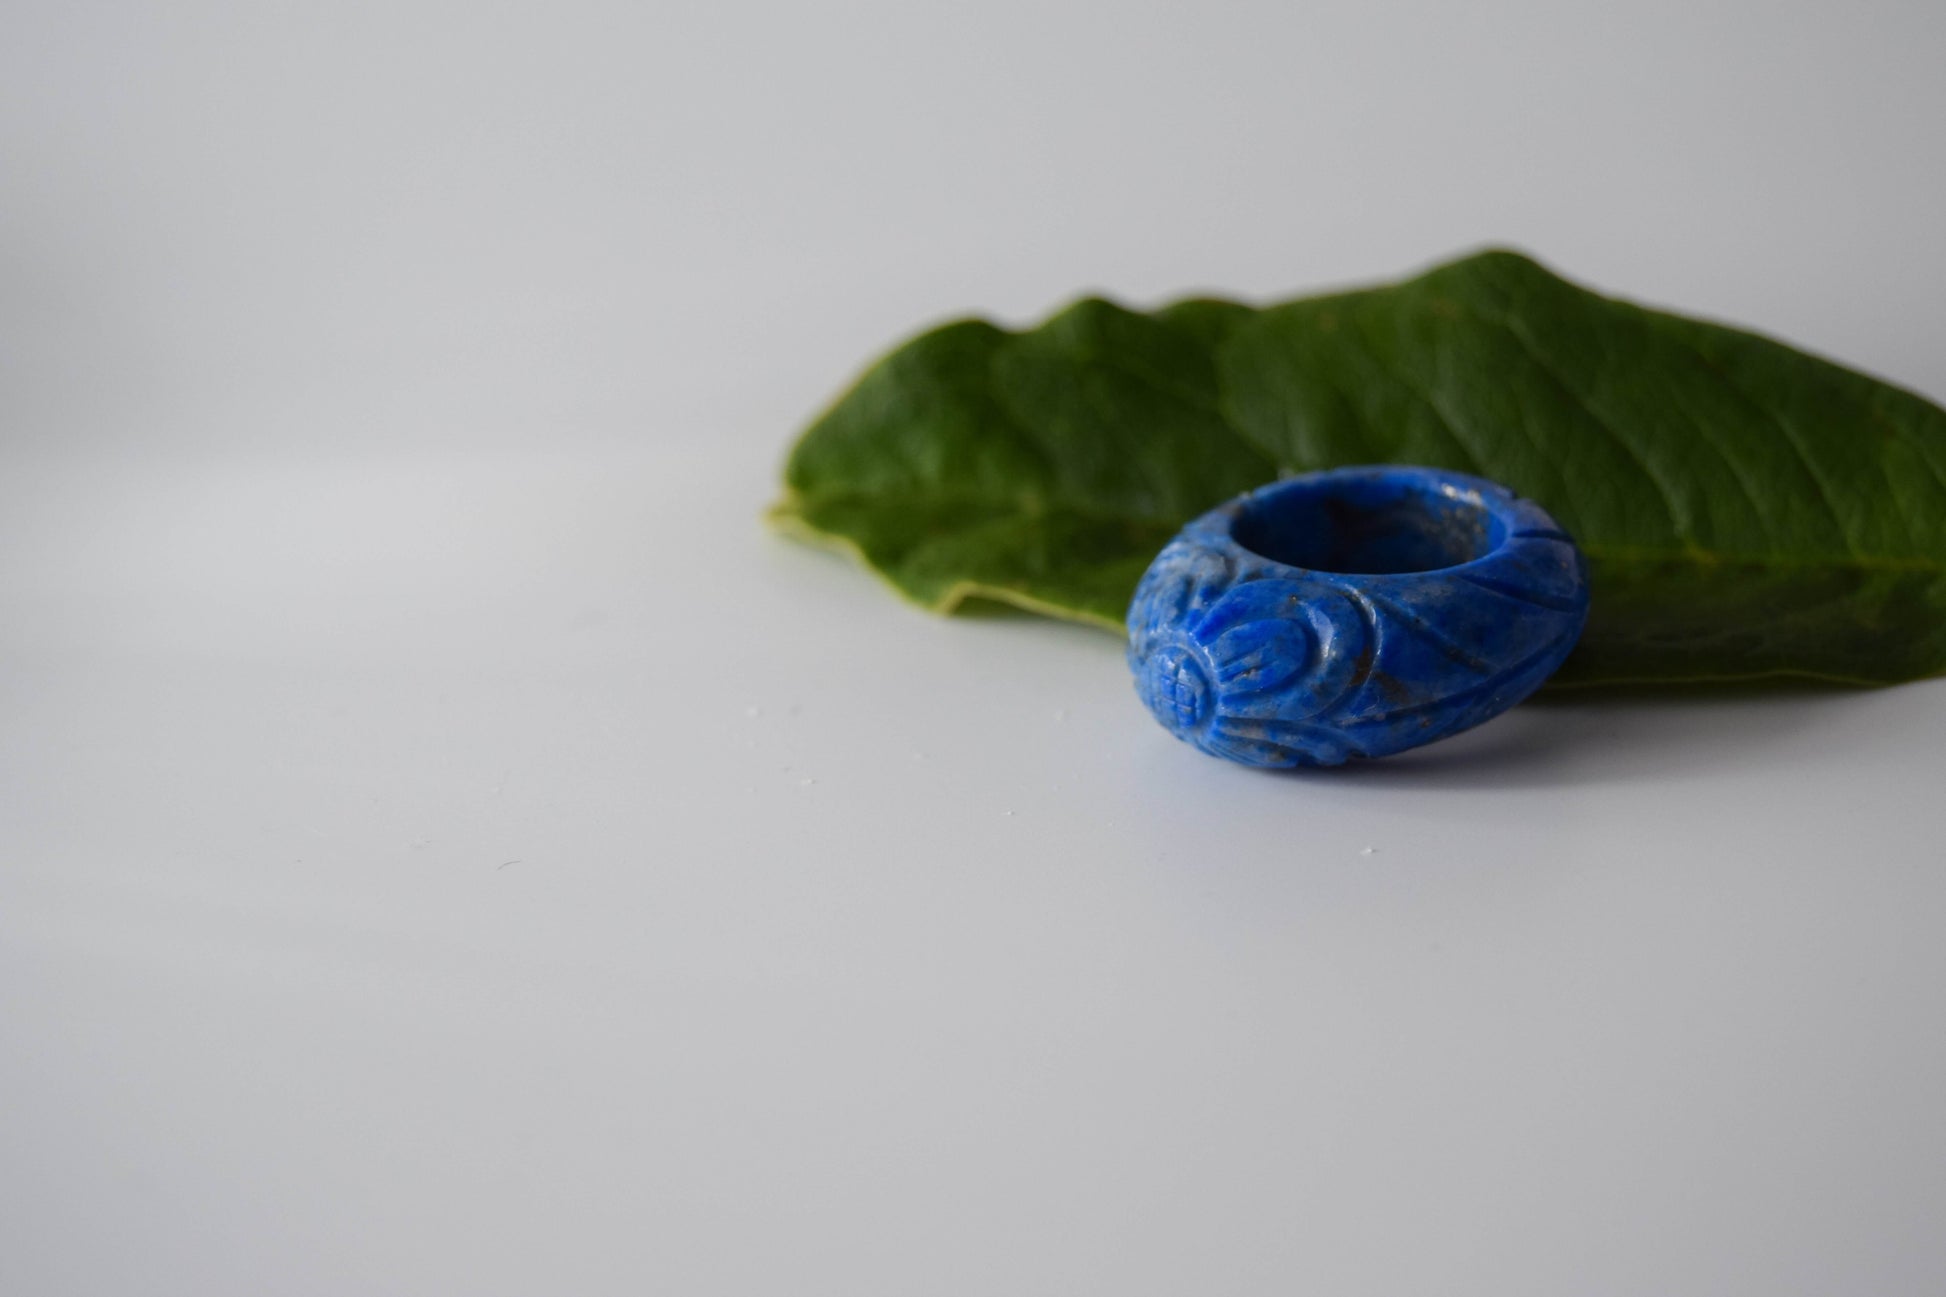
[772,251,1946,685]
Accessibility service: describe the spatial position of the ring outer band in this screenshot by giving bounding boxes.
[1125,465,1591,768]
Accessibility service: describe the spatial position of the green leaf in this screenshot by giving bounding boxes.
[770,250,1946,686]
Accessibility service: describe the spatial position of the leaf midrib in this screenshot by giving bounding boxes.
[783,489,1944,577]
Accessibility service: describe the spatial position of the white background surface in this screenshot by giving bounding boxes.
[4,3,1945,1293]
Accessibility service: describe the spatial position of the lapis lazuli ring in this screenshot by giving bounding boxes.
[1127,466,1590,768]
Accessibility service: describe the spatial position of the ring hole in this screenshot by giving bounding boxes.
[1231,476,1503,575]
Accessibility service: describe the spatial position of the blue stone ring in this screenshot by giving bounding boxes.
[1127,466,1590,768]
